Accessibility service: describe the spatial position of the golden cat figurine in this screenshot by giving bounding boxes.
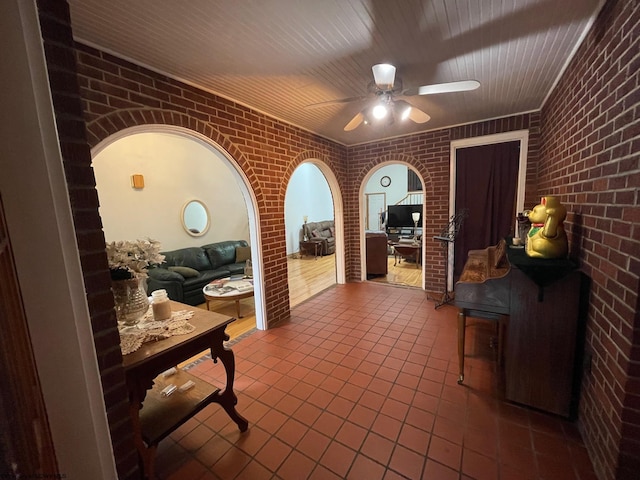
[526,196,568,259]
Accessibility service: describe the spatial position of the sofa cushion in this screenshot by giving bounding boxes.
[168,266,199,278]
[162,247,212,271]
[226,262,246,275]
[202,240,248,269]
[235,246,251,263]
[148,267,184,282]
[182,268,230,290]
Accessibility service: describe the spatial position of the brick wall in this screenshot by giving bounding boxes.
[35,2,139,478]
[537,0,639,478]
[347,114,540,290]
[75,43,348,329]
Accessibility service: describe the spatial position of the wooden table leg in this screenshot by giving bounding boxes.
[457,310,466,384]
[235,299,242,318]
[210,330,249,432]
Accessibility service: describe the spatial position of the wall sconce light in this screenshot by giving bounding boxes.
[130,174,144,189]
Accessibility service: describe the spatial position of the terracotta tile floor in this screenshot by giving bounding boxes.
[155,282,597,480]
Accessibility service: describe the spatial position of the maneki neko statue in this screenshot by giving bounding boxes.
[526,196,568,259]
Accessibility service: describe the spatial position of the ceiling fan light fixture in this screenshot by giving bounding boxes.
[372,104,388,119]
[372,64,396,90]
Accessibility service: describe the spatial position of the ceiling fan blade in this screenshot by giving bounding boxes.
[407,106,430,123]
[372,64,396,90]
[305,95,368,109]
[417,80,480,96]
[344,112,364,131]
[394,100,431,124]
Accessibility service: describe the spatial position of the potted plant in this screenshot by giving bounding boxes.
[106,239,165,325]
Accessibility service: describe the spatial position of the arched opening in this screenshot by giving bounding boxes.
[284,160,345,307]
[92,125,267,331]
[360,162,424,289]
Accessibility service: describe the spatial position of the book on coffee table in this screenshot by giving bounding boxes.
[228,280,253,292]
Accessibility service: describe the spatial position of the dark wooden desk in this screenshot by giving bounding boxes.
[122,301,248,478]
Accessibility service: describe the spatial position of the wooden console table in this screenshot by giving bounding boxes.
[122,301,248,479]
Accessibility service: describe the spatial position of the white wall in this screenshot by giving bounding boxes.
[93,132,249,251]
[364,163,411,205]
[284,163,333,255]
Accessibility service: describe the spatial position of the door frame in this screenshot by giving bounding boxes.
[448,130,529,290]
[365,192,386,231]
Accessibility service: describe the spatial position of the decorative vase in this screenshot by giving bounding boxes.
[111,276,149,326]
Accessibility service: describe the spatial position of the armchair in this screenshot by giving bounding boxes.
[302,220,335,255]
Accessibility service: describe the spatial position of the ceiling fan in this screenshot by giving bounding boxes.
[307,64,480,131]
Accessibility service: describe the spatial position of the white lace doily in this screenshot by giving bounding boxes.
[119,309,196,355]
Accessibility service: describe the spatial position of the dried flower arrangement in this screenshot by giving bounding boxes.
[106,239,165,280]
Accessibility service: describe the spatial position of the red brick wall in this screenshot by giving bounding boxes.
[537,1,639,478]
[347,114,540,290]
[75,44,348,330]
[35,2,140,478]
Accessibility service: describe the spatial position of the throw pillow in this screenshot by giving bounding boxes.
[311,229,321,238]
[235,246,251,263]
[329,226,335,237]
[168,266,199,278]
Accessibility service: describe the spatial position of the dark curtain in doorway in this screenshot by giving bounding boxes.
[453,141,520,279]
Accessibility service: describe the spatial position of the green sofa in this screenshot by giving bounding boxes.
[147,240,250,306]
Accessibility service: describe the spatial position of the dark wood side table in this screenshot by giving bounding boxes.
[300,240,321,259]
[122,301,248,479]
[392,243,421,268]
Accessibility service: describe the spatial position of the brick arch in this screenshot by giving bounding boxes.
[85,109,262,200]
[354,152,443,291]
[281,150,348,284]
[85,108,284,327]
[356,152,433,193]
[281,150,338,194]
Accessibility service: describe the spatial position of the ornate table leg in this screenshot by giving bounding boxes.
[457,310,466,384]
[210,329,249,431]
[126,379,156,479]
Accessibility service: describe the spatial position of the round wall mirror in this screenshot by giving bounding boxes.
[181,200,210,236]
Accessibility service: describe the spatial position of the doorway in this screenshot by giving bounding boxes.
[285,162,340,307]
[449,130,529,288]
[92,126,267,330]
[361,163,424,289]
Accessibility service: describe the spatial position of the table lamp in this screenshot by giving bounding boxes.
[412,211,421,245]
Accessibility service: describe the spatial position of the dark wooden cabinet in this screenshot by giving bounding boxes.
[505,267,582,417]
[366,232,388,276]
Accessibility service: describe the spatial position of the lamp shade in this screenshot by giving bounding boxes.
[412,212,421,222]
[372,64,396,90]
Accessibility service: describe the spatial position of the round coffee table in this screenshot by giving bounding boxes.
[203,278,254,318]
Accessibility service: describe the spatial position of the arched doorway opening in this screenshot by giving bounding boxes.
[284,160,345,307]
[360,162,425,290]
[91,125,267,330]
